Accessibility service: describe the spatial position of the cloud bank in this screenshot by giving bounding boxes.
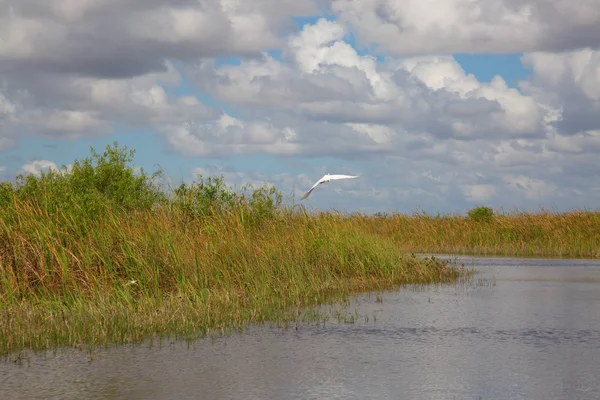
[1,0,599,213]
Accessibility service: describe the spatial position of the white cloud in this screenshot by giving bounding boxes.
[461,184,496,203]
[400,56,544,136]
[181,19,600,211]
[0,0,323,77]
[332,0,600,54]
[520,48,600,135]
[502,175,558,200]
[0,90,17,120]
[547,130,600,154]
[191,166,281,191]
[161,112,301,157]
[21,160,60,176]
[1,60,216,140]
[0,88,18,150]
[195,18,550,156]
[43,110,107,137]
[1,4,600,213]
[346,123,395,145]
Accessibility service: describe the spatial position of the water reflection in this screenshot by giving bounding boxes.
[3,257,600,400]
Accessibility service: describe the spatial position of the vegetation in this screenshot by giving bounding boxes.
[0,143,459,357]
[2,142,597,357]
[467,206,494,223]
[364,208,600,258]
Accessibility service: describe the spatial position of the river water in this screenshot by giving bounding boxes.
[3,256,600,400]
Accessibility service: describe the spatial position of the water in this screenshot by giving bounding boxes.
[3,257,600,400]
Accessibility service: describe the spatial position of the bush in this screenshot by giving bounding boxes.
[0,143,166,223]
[467,206,494,222]
[172,175,237,218]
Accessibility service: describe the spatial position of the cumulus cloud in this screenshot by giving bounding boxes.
[162,112,301,157]
[0,60,217,142]
[172,17,600,211]
[193,19,550,152]
[0,0,319,147]
[0,88,18,150]
[332,0,600,54]
[0,90,16,119]
[520,49,600,135]
[0,0,324,78]
[20,160,60,176]
[1,2,600,212]
[461,184,496,203]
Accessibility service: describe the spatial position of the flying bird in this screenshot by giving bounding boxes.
[301,173,359,200]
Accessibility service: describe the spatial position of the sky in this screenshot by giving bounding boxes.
[1,0,600,215]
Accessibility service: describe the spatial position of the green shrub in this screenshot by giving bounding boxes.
[2,142,165,220]
[172,174,237,218]
[467,206,494,222]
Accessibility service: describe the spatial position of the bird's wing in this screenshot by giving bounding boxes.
[315,174,331,184]
[300,175,327,200]
[312,176,328,189]
[326,174,359,180]
[300,174,359,200]
[301,176,326,200]
[300,186,316,200]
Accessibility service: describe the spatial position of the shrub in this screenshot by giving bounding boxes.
[3,142,165,217]
[467,206,494,222]
[172,174,237,218]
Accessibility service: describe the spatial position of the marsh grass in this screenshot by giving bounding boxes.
[3,143,595,357]
[0,143,459,357]
[362,210,600,258]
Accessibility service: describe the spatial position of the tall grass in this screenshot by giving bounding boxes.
[360,208,600,258]
[0,143,459,356]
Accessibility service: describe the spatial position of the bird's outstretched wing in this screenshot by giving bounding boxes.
[326,174,359,181]
[300,173,359,200]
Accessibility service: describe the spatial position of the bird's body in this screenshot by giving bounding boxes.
[300,173,359,200]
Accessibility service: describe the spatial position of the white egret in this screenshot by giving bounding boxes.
[300,173,359,200]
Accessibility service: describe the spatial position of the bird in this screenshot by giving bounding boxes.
[300,173,359,200]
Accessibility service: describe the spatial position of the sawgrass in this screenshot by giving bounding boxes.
[5,143,594,357]
[360,207,600,258]
[0,143,459,357]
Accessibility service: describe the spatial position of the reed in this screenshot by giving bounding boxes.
[357,207,600,258]
[0,143,459,356]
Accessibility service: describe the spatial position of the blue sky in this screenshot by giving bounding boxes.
[1,1,599,214]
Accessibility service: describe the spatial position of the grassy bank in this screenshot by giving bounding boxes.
[359,208,600,258]
[0,144,459,357]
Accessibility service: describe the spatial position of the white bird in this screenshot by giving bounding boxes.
[301,173,359,200]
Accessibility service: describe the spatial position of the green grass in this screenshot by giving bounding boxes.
[0,143,460,357]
